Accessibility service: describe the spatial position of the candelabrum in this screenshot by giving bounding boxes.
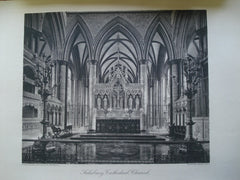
[34,54,56,139]
[183,55,201,141]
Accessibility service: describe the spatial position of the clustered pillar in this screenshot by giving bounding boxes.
[140,59,148,131]
[169,59,180,135]
[88,60,97,132]
[58,61,69,129]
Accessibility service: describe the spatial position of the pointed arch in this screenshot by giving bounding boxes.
[144,13,175,61]
[145,13,174,80]
[94,17,143,83]
[172,11,195,59]
[41,13,66,57]
[63,16,93,79]
[94,16,143,60]
[64,16,93,61]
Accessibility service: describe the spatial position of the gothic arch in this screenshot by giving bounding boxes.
[24,13,44,32]
[63,16,93,80]
[94,16,143,61]
[144,14,175,81]
[94,17,143,83]
[144,13,175,61]
[41,13,66,57]
[185,11,207,59]
[171,11,206,59]
[64,16,93,61]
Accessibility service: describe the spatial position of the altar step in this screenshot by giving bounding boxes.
[71,134,165,141]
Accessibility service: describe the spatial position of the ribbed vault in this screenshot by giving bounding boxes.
[69,27,89,80]
[95,17,143,83]
[148,30,168,80]
[64,22,92,80]
[99,32,138,83]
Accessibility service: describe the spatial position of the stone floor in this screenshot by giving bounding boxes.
[22,140,210,164]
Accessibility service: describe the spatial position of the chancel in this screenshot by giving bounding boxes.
[22,10,209,164]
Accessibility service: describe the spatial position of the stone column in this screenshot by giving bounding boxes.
[59,64,66,128]
[185,99,192,140]
[55,62,59,98]
[140,59,148,131]
[160,77,165,125]
[54,63,57,97]
[158,80,162,127]
[172,63,179,101]
[70,78,74,104]
[153,80,157,126]
[51,65,55,97]
[55,112,58,125]
[148,86,151,127]
[31,33,35,52]
[156,80,160,127]
[195,81,203,117]
[79,83,83,127]
[169,63,173,132]
[109,92,112,110]
[59,61,69,129]
[180,60,185,97]
[59,112,62,126]
[169,60,180,135]
[125,93,128,110]
[176,111,178,125]
[85,85,89,127]
[72,79,76,127]
[64,64,68,129]
[88,60,97,132]
[59,64,66,102]
[151,84,155,126]
[75,80,79,127]
[52,111,55,125]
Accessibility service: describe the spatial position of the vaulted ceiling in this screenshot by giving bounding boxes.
[99,32,138,83]
[24,11,207,82]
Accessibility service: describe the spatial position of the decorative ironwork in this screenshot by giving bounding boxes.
[34,54,56,139]
[183,55,202,141]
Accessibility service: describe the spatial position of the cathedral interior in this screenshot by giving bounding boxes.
[22,10,209,142]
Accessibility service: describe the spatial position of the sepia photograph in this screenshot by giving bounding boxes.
[22,10,209,164]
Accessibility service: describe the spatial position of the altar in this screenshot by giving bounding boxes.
[96,119,140,133]
[90,61,145,133]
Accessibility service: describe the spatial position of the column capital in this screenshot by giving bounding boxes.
[88,59,97,65]
[167,58,183,65]
[139,59,148,65]
[55,60,69,66]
